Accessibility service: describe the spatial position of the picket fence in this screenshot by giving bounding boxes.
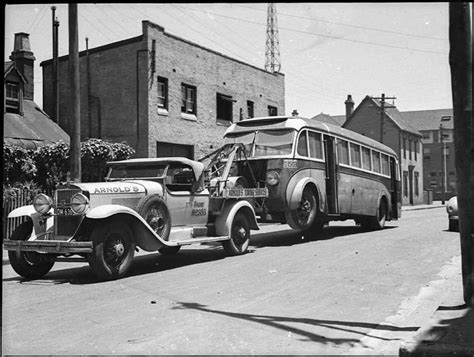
[2,188,53,240]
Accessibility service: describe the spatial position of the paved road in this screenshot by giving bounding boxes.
[2,206,461,354]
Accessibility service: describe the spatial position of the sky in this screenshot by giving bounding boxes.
[4,3,453,117]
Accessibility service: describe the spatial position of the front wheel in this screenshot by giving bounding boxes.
[88,218,135,280]
[289,186,318,230]
[8,220,55,279]
[222,212,250,256]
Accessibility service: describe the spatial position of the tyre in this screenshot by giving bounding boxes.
[290,186,318,230]
[88,218,135,280]
[8,220,55,279]
[222,212,250,256]
[136,195,171,241]
[370,197,387,230]
[159,246,181,255]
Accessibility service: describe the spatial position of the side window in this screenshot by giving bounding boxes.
[181,83,197,114]
[157,76,168,110]
[337,140,349,165]
[372,151,381,173]
[297,131,308,157]
[349,143,361,168]
[247,100,254,119]
[308,131,323,159]
[268,105,278,116]
[381,154,390,175]
[216,93,233,124]
[362,147,371,170]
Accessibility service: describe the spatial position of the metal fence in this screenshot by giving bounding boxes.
[2,188,53,240]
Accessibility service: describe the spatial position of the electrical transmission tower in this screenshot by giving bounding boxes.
[265,3,281,73]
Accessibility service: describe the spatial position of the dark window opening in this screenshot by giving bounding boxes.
[157,141,194,160]
[6,81,20,113]
[247,100,254,119]
[216,93,233,125]
[268,105,278,116]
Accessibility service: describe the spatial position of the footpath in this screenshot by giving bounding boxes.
[3,201,472,355]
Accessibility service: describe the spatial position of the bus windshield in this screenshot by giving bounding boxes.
[226,129,295,157]
[254,129,295,157]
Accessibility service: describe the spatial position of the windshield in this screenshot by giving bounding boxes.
[107,165,167,180]
[224,132,255,156]
[254,129,295,157]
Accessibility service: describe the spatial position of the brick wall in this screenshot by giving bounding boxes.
[41,20,285,159]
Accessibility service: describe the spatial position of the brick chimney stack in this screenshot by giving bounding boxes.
[9,33,36,100]
[345,94,354,121]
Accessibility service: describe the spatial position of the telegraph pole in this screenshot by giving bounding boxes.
[439,123,446,204]
[68,4,81,182]
[373,93,396,144]
[51,6,59,124]
[449,2,473,306]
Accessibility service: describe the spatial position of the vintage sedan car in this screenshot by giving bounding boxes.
[446,196,459,231]
[4,156,267,280]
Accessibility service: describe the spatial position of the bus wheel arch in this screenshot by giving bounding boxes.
[286,182,320,231]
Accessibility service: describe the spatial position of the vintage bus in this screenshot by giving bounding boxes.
[222,116,401,234]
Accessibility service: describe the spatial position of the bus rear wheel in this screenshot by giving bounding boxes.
[370,198,387,230]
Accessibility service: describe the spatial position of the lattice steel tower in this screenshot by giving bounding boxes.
[265,3,281,73]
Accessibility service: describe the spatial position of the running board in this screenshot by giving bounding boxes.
[168,235,229,247]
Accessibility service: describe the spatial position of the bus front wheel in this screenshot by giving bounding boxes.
[289,186,318,231]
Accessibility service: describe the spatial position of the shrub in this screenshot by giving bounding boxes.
[2,144,37,185]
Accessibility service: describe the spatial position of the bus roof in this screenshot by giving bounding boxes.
[225,116,398,157]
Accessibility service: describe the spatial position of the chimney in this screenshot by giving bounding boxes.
[345,94,354,121]
[9,33,36,100]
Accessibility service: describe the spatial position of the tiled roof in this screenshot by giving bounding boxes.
[4,99,70,150]
[400,109,453,130]
[371,97,422,136]
[311,113,343,126]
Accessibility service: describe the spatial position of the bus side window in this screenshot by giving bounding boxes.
[372,151,381,173]
[309,131,323,159]
[381,154,390,175]
[362,147,371,170]
[350,143,361,168]
[337,140,349,165]
[297,130,308,157]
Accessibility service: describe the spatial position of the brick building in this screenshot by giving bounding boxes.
[402,109,455,201]
[41,20,285,159]
[4,33,69,149]
[342,95,424,206]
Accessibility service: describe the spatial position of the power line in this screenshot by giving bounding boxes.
[184,7,447,55]
[233,4,448,41]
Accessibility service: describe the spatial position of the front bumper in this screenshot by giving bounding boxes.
[3,240,93,254]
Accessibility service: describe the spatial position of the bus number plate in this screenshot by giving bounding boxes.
[283,159,297,169]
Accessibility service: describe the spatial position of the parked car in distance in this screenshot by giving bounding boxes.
[446,196,459,232]
[4,154,267,281]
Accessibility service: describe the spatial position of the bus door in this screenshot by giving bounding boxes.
[390,157,401,219]
[324,135,339,214]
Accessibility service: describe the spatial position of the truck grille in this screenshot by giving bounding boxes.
[54,188,83,238]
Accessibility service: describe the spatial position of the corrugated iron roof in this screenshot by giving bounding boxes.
[3,99,70,149]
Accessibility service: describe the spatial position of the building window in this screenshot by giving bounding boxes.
[157,141,194,159]
[422,131,433,144]
[181,83,196,114]
[5,81,20,113]
[423,147,431,160]
[157,77,168,110]
[414,171,419,196]
[268,105,278,116]
[216,93,233,125]
[414,140,418,161]
[403,171,408,197]
[247,100,254,119]
[408,138,412,160]
[403,136,407,159]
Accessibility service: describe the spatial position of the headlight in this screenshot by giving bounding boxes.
[33,194,53,214]
[71,193,90,214]
[266,171,280,186]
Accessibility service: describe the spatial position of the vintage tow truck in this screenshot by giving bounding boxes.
[3,144,267,280]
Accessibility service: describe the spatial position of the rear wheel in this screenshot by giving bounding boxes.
[8,220,55,279]
[88,218,135,280]
[222,212,250,256]
[370,198,387,230]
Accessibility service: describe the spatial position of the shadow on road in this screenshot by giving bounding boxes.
[251,225,396,248]
[173,301,418,347]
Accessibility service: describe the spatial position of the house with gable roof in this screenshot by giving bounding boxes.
[342,95,423,206]
[4,33,69,150]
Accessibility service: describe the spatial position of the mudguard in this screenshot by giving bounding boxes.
[7,205,53,239]
[84,204,168,251]
[286,177,324,213]
[215,200,259,237]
